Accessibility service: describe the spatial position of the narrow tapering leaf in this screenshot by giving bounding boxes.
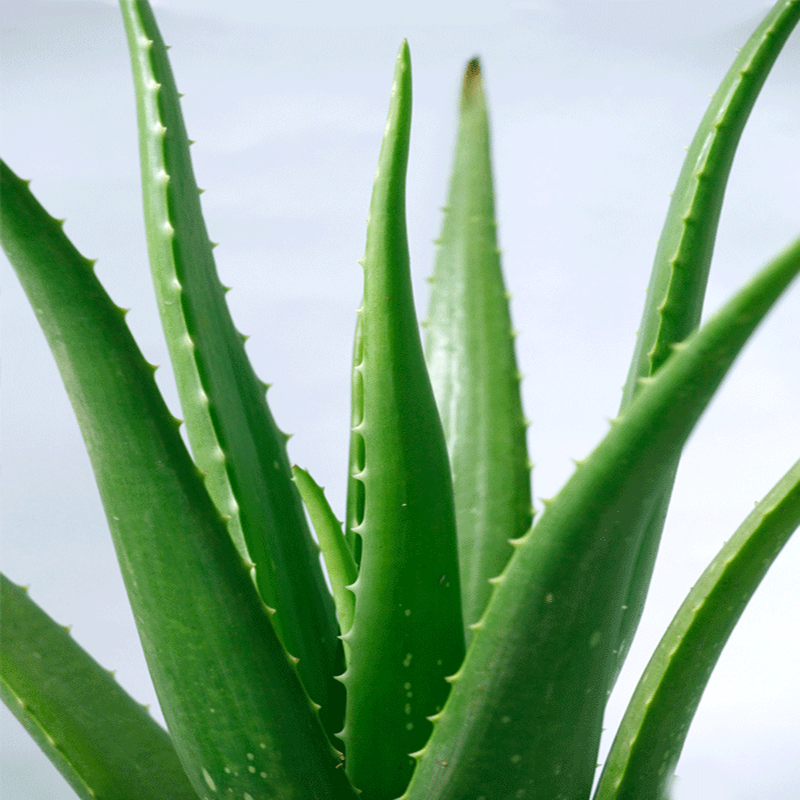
[622,0,800,397]
[425,58,532,637]
[403,236,800,800]
[594,459,800,800]
[119,0,342,732]
[293,466,358,635]
[0,575,200,800]
[340,41,465,800]
[1,159,358,800]
[611,0,800,682]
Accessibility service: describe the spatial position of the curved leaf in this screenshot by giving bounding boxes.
[403,235,800,800]
[118,0,342,732]
[612,0,800,683]
[0,575,200,800]
[1,159,358,800]
[594,458,800,800]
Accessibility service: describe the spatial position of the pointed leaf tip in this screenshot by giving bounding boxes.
[395,39,411,72]
[461,57,483,106]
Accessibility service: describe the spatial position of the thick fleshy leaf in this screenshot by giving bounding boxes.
[425,58,532,638]
[611,0,800,683]
[0,575,200,800]
[403,235,800,800]
[118,0,342,733]
[1,159,358,800]
[339,41,466,800]
[594,459,800,800]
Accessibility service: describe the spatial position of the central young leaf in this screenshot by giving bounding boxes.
[339,41,466,800]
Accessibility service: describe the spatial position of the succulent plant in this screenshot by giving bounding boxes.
[2,1,798,799]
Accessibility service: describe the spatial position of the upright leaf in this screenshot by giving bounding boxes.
[611,0,800,682]
[340,41,465,800]
[0,575,200,800]
[425,58,532,637]
[119,0,342,732]
[1,159,358,800]
[403,236,800,800]
[293,466,358,635]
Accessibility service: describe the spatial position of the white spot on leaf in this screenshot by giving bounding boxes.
[202,768,216,791]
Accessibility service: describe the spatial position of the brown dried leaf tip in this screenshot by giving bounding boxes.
[461,57,482,107]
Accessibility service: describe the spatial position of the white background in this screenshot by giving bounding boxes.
[2,1,798,798]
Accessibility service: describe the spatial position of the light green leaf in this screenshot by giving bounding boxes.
[118,0,342,733]
[292,465,358,635]
[425,58,532,638]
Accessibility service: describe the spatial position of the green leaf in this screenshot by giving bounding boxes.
[118,0,342,733]
[345,312,366,566]
[1,159,358,800]
[611,0,800,684]
[622,0,800,397]
[425,58,532,638]
[403,235,800,800]
[0,575,200,800]
[292,465,358,635]
[339,41,466,800]
[594,458,800,800]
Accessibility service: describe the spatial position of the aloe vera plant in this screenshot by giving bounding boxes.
[2,1,799,799]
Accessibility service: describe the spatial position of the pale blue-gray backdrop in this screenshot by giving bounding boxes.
[2,1,798,798]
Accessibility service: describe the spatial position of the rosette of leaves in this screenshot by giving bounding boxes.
[2,2,799,799]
